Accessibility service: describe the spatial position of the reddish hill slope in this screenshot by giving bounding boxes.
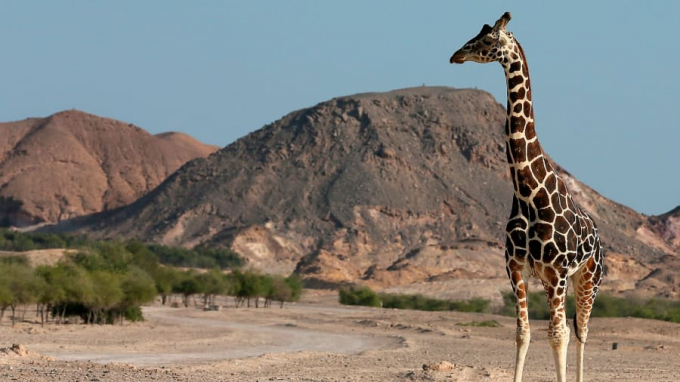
[0,110,218,226]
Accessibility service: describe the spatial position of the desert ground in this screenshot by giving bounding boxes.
[0,290,679,382]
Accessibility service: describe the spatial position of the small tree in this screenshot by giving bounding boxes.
[285,275,303,304]
[126,240,159,273]
[89,270,123,324]
[195,268,226,306]
[4,263,41,325]
[266,276,291,308]
[118,267,156,324]
[175,271,202,308]
[237,271,264,308]
[31,233,67,249]
[223,271,240,301]
[59,263,95,324]
[153,266,181,305]
[228,270,244,307]
[9,233,36,251]
[0,274,12,323]
[94,241,132,272]
[257,275,273,308]
[35,265,67,326]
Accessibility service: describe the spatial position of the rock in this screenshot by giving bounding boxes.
[423,361,455,371]
[11,343,28,357]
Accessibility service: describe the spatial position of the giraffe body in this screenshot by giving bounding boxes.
[450,12,604,382]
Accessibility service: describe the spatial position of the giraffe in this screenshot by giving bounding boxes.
[449,12,604,382]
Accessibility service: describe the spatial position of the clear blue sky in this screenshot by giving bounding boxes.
[1,2,678,215]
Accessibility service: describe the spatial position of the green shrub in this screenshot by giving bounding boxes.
[339,285,381,307]
[339,289,492,313]
[148,244,244,270]
[456,320,502,327]
[285,275,303,303]
[0,255,29,266]
[122,306,145,322]
[591,294,680,323]
[378,293,417,309]
[378,292,490,313]
[450,297,491,313]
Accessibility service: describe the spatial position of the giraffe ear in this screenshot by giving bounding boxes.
[493,12,512,31]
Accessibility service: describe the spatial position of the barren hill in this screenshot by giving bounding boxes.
[0,110,218,227]
[648,206,680,252]
[49,88,679,298]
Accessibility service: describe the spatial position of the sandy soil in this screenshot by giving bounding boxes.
[0,291,679,381]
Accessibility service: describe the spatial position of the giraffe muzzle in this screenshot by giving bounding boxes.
[450,51,466,64]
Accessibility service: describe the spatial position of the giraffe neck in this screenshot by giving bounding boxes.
[501,39,555,204]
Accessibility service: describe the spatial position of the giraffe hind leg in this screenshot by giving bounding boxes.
[573,278,594,382]
[573,311,582,342]
[572,253,603,382]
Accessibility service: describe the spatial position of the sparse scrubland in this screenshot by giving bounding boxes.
[339,285,680,323]
[0,230,301,326]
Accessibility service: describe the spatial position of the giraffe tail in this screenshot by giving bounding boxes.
[573,312,583,343]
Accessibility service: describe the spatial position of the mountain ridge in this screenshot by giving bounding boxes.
[44,88,679,299]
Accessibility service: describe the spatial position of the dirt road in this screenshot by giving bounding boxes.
[46,306,392,366]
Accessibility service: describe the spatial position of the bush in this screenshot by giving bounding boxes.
[339,285,381,307]
[339,288,493,313]
[120,267,157,308]
[0,255,29,266]
[450,297,491,313]
[153,266,182,304]
[591,294,680,323]
[456,320,502,327]
[285,275,303,303]
[123,306,145,322]
[148,244,244,270]
[379,292,490,313]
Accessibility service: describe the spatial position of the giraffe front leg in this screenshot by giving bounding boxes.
[508,267,530,382]
[544,278,570,382]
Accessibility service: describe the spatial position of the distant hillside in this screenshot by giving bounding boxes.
[0,110,218,227]
[47,88,679,299]
[648,206,680,252]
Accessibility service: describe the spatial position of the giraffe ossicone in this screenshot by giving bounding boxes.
[449,12,604,382]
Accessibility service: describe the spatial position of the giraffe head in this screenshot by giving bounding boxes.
[450,12,514,65]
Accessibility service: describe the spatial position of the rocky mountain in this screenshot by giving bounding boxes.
[648,206,680,252]
[48,88,679,299]
[0,110,218,227]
